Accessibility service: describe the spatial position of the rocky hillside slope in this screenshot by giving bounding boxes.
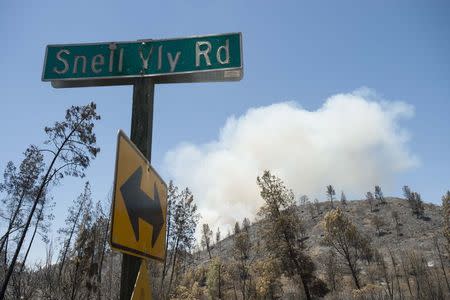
[189,197,446,299]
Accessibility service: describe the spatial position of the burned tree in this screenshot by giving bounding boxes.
[1,102,100,299]
[323,208,371,289]
[257,170,325,300]
[166,188,199,298]
[57,182,92,281]
[0,146,44,263]
[326,185,336,209]
[201,223,213,259]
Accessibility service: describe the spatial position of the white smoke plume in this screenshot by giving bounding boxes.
[164,88,418,232]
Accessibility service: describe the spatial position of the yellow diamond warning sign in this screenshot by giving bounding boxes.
[110,130,167,261]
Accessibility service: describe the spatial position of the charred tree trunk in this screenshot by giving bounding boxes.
[167,237,180,300]
[207,244,212,259]
[435,239,450,293]
[71,260,81,300]
[160,203,172,292]
[282,229,312,300]
[346,254,361,290]
[0,191,26,258]
[97,218,109,300]
[218,262,222,300]
[59,200,85,281]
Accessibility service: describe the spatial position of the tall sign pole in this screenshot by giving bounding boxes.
[42,33,243,299]
[121,77,154,299]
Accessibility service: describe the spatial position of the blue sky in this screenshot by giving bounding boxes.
[1,1,449,264]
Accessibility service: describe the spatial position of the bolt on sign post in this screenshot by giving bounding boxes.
[42,32,243,300]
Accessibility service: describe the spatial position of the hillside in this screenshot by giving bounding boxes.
[2,196,447,300]
[181,197,448,300]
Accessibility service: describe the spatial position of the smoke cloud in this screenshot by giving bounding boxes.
[164,88,418,232]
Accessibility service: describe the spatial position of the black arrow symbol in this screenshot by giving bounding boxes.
[120,166,164,247]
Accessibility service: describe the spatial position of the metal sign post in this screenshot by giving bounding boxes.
[122,78,154,300]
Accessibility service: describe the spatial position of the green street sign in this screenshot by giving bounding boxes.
[42,33,243,88]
